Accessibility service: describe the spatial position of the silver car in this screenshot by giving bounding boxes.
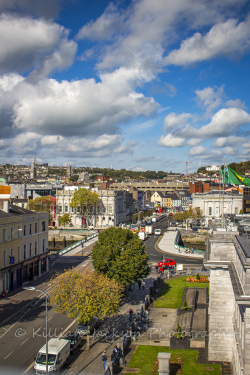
[75,317,99,336]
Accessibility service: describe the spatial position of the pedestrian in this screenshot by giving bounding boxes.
[191,248,194,254]
[138,279,141,290]
[155,265,159,274]
[102,350,107,370]
[142,279,145,289]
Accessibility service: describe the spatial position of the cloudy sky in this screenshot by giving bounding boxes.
[0,0,250,173]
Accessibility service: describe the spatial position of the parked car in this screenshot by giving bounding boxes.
[64,332,82,354]
[75,317,100,336]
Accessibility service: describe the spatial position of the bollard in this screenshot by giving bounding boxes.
[158,352,171,375]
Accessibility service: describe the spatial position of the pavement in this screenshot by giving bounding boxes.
[157,228,204,258]
[0,226,207,375]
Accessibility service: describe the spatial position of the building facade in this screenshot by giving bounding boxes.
[192,190,242,224]
[56,187,134,227]
[205,232,250,375]
[0,202,49,295]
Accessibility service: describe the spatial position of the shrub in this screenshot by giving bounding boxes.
[196,273,200,281]
[181,297,190,311]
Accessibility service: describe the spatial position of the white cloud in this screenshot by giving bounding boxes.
[163,112,192,130]
[11,67,157,137]
[198,108,250,138]
[0,14,77,78]
[213,136,246,148]
[158,134,185,147]
[0,0,61,19]
[189,145,207,156]
[226,99,246,109]
[195,86,224,115]
[187,138,201,146]
[165,18,250,66]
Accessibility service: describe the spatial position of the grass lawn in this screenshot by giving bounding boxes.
[125,345,221,375]
[153,277,208,308]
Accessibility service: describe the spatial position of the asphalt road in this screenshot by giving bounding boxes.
[145,216,203,266]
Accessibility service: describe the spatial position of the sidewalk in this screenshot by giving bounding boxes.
[64,273,160,375]
[158,230,204,258]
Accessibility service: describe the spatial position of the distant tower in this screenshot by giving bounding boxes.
[30,155,37,179]
[67,163,72,177]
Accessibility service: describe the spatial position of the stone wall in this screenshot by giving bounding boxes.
[208,266,235,362]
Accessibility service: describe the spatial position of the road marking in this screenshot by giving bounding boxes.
[22,361,34,374]
[20,338,29,346]
[4,351,13,359]
[48,316,53,322]
[0,307,31,339]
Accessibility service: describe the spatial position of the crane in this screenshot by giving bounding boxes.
[186,161,194,175]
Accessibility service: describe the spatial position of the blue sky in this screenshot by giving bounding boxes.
[0,0,250,174]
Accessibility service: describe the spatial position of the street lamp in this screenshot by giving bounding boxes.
[81,240,84,260]
[23,286,49,374]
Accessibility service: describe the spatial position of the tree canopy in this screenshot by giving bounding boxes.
[92,227,149,285]
[70,188,100,221]
[50,268,122,324]
[58,213,72,227]
[28,196,54,212]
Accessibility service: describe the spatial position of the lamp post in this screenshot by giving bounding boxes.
[23,286,49,374]
[81,241,84,260]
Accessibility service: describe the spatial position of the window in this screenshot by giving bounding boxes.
[42,222,46,232]
[42,239,46,253]
[17,246,21,262]
[29,243,32,258]
[17,226,21,238]
[23,244,27,260]
[10,248,14,257]
[3,250,7,267]
[35,223,37,233]
[65,206,68,212]
[23,225,26,236]
[77,206,80,213]
[71,207,74,213]
[11,227,14,239]
[3,228,6,241]
[108,204,112,214]
[29,224,32,235]
[34,241,38,256]
[235,207,238,214]
[209,207,212,216]
[59,206,62,213]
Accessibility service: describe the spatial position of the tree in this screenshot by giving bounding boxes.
[58,213,72,228]
[69,175,78,182]
[28,196,54,212]
[50,268,123,348]
[92,227,149,286]
[70,188,100,226]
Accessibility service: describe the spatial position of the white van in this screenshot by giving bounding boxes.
[34,338,70,374]
[154,229,161,235]
[138,231,147,241]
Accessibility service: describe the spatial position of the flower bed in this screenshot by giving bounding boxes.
[152,357,182,375]
[185,276,209,283]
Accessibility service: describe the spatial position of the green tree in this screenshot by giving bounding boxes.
[69,175,78,182]
[50,268,122,349]
[58,213,72,228]
[28,196,54,212]
[92,227,149,286]
[70,188,100,226]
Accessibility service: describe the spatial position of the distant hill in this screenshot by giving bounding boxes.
[224,161,250,176]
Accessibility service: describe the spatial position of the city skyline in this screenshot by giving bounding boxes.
[0,0,250,173]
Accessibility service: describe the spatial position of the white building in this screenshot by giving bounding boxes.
[192,190,242,224]
[56,187,131,227]
[205,232,250,374]
[206,165,220,172]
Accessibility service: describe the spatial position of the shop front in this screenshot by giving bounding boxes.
[23,257,39,283]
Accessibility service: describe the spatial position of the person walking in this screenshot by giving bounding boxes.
[102,350,107,371]
[142,279,145,289]
[138,279,141,290]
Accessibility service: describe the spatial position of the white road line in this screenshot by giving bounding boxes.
[4,351,13,359]
[20,338,29,346]
[48,316,53,322]
[0,307,31,339]
[22,361,34,375]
